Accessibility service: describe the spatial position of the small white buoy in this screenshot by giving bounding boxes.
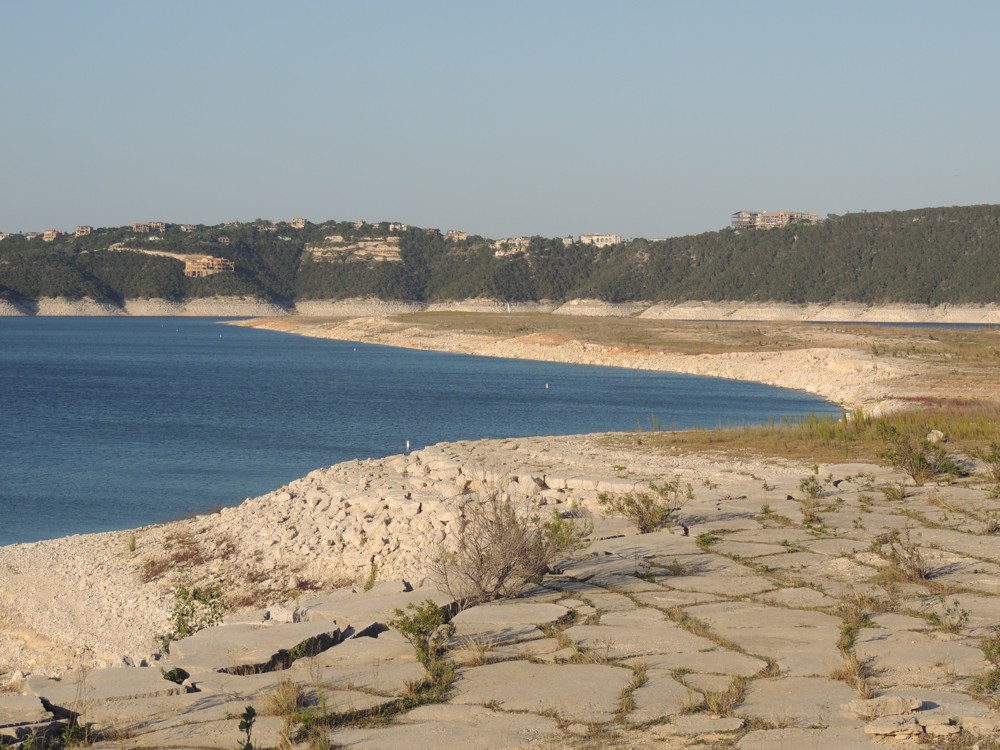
[405,440,410,452]
[545,383,549,389]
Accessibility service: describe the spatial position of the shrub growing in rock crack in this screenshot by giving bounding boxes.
[431,489,591,607]
[869,529,934,582]
[388,600,454,668]
[598,476,693,534]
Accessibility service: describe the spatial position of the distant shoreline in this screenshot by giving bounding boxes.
[4,295,1000,323]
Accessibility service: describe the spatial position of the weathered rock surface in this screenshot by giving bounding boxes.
[4,434,1000,748]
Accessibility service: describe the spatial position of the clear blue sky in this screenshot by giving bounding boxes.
[3,1,998,239]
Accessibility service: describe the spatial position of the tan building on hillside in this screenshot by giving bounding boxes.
[42,230,61,242]
[290,217,307,229]
[184,256,235,278]
[75,225,93,237]
[579,233,622,247]
[180,224,196,233]
[446,230,468,241]
[132,221,166,233]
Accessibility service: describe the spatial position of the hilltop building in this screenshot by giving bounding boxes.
[75,225,92,237]
[132,221,167,234]
[42,230,62,242]
[290,217,307,229]
[579,233,622,247]
[180,224,196,233]
[184,256,235,278]
[446,230,468,241]
[731,211,820,230]
[388,222,408,232]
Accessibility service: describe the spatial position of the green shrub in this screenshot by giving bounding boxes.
[159,578,227,651]
[799,475,823,499]
[599,476,693,534]
[388,600,455,668]
[876,424,968,486]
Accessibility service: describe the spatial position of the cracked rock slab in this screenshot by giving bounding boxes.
[450,661,632,723]
[738,676,861,729]
[330,703,560,750]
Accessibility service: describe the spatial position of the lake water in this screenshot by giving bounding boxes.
[0,317,841,545]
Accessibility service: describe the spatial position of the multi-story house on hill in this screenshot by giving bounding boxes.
[579,233,622,247]
[731,211,820,230]
[184,256,235,278]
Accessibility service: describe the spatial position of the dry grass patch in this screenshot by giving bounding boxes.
[265,678,306,717]
[830,652,876,699]
[602,402,1000,465]
[683,676,748,716]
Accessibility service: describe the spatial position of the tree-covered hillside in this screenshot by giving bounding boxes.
[2,205,999,306]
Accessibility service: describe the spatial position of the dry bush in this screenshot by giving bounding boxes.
[870,529,934,582]
[432,489,591,607]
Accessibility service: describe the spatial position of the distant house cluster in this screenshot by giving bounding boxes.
[731,211,820,230]
[183,256,235,278]
[446,230,468,242]
[290,217,307,229]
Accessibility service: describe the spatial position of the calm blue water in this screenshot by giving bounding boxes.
[0,318,840,545]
